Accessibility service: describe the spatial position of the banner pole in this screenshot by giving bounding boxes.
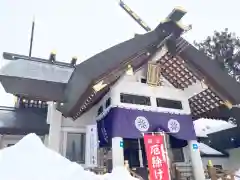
[138,138,144,167]
[143,131,171,180]
[163,132,172,180]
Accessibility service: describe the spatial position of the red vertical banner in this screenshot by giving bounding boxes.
[143,134,170,180]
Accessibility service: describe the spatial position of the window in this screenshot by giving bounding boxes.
[172,148,185,162]
[120,93,151,106]
[97,106,103,115]
[66,133,86,164]
[105,98,111,108]
[156,98,183,110]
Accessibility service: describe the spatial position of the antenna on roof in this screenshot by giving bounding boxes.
[29,16,35,58]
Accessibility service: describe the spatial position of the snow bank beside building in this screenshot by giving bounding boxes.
[0,133,137,180]
[199,143,224,155]
[235,170,240,180]
[194,118,236,137]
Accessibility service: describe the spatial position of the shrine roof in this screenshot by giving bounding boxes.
[202,126,240,151]
[1,20,240,120]
[0,106,49,135]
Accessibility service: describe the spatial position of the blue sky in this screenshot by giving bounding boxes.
[0,0,240,107]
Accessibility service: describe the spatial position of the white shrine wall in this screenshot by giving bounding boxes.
[97,67,191,115]
[60,66,192,134]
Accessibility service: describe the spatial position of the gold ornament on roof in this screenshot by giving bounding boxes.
[126,64,134,75]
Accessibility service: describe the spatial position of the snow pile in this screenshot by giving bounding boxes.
[102,167,139,180]
[0,133,137,180]
[199,143,223,155]
[194,118,236,137]
[194,121,208,137]
[235,170,240,180]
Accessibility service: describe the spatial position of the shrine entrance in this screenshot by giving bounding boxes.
[123,134,194,180]
[123,136,187,168]
[97,108,205,180]
[97,134,195,180]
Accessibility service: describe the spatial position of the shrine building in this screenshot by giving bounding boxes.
[1,8,240,180]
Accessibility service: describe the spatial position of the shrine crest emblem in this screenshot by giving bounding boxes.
[135,116,150,132]
[168,119,180,133]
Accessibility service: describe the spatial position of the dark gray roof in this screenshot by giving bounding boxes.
[0,107,49,135]
[201,107,240,150]
[0,59,73,102]
[59,21,184,115]
[203,127,240,151]
[0,76,66,102]
[61,27,240,117]
[59,31,158,114]
[0,59,73,83]
[1,20,240,119]
[196,105,240,123]
[180,43,240,104]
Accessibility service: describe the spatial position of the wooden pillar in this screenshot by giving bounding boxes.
[207,160,217,180]
[172,164,181,180]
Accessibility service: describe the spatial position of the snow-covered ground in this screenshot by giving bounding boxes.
[0,133,240,180]
[0,133,138,180]
[235,170,240,180]
[199,142,224,155]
